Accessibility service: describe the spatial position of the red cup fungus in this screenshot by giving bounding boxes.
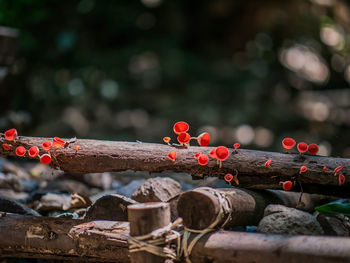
[334,166,344,174]
[215,146,229,168]
[233,143,240,150]
[40,154,52,164]
[196,132,210,147]
[194,152,201,159]
[198,154,209,166]
[177,132,191,145]
[209,149,217,159]
[265,159,272,168]
[300,165,307,173]
[4,128,17,141]
[308,144,319,155]
[339,174,345,185]
[173,121,189,135]
[28,146,39,158]
[42,141,52,151]
[224,173,233,183]
[297,142,308,154]
[168,151,177,162]
[163,137,171,145]
[282,138,296,150]
[2,143,11,150]
[74,145,81,151]
[282,181,293,191]
[53,137,66,149]
[15,146,26,157]
[323,166,327,171]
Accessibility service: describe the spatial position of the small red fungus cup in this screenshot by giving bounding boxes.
[195,132,210,147]
[233,143,240,150]
[74,145,81,151]
[282,181,293,191]
[265,159,272,168]
[168,151,177,162]
[53,137,66,149]
[40,154,52,164]
[177,132,191,145]
[215,146,229,168]
[163,137,171,145]
[2,143,11,150]
[209,149,217,159]
[173,121,189,135]
[28,146,39,158]
[15,146,26,157]
[334,166,344,175]
[42,141,52,151]
[4,128,17,141]
[224,173,233,183]
[198,154,209,166]
[307,144,319,155]
[297,142,308,154]
[194,152,201,159]
[300,165,307,174]
[339,174,345,185]
[282,138,296,150]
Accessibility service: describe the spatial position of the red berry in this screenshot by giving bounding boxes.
[177,132,191,144]
[173,121,189,135]
[283,181,293,191]
[28,146,39,158]
[40,154,52,164]
[215,146,229,161]
[197,132,210,147]
[224,173,233,182]
[4,128,17,141]
[198,154,209,166]
[265,159,272,168]
[308,144,319,155]
[53,137,65,149]
[339,174,345,185]
[282,138,296,150]
[194,152,201,159]
[15,146,26,157]
[168,151,177,162]
[300,165,307,173]
[233,143,240,150]
[2,144,11,150]
[297,142,308,154]
[42,141,52,151]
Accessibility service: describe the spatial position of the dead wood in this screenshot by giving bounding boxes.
[177,187,337,230]
[1,136,350,196]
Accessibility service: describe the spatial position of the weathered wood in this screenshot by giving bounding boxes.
[0,213,129,262]
[177,187,336,229]
[128,202,171,263]
[1,214,350,262]
[1,136,350,196]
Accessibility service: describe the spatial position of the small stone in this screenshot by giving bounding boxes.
[258,204,324,235]
[43,179,91,195]
[83,173,112,190]
[0,172,23,192]
[0,195,40,216]
[132,177,182,203]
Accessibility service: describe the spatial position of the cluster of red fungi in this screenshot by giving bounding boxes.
[164,123,346,191]
[2,128,80,165]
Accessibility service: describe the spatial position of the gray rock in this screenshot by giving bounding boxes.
[317,213,350,236]
[42,179,91,195]
[0,195,40,216]
[0,172,23,191]
[83,173,112,190]
[258,204,324,235]
[132,177,182,203]
[118,179,145,198]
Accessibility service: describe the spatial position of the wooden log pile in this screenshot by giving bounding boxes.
[1,137,350,262]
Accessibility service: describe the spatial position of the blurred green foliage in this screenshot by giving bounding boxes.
[0,0,350,157]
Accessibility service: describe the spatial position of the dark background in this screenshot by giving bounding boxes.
[0,0,349,157]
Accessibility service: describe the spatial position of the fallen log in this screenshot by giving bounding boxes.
[177,187,336,230]
[0,136,349,196]
[1,214,350,262]
[0,213,129,262]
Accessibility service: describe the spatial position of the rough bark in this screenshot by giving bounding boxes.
[127,202,171,263]
[0,213,129,262]
[1,136,350,196]
[177,187,337,229]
